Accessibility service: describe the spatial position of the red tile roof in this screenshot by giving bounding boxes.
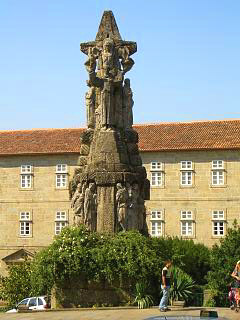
[1,119,240,155]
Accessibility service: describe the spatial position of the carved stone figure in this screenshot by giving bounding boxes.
[84,183,97,231]
[128,183,139,230]
[123,78,133,129]
[86,86,95,129]
[116,183,129,231]
[71,182,86,225]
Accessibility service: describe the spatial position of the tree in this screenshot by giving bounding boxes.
[207,221,240,306]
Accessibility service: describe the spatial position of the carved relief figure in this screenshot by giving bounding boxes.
[101,38,116,79]
[85,86,95,129]
[71,182,86,225]
[123,78,133,129]
[116,183,129,231]
[84,182,97,231]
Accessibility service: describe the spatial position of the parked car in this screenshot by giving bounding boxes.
[6,296,50,313]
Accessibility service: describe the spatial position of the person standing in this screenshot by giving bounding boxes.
[159,260,172,312]
[231,260,240,309]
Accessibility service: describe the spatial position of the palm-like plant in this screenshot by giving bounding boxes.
[169,267,195,303]
[133,281,154,309]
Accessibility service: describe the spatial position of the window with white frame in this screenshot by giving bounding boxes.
[55,211,68,235]
[180,210,194,236]
[150,210,164,236]
[20,165,33,189]
[150,161,163,186]
[212,160,225,186]
[19,212,32,236]
[212,210,225,236]
[56,164,68,188]
[180,161,193,186]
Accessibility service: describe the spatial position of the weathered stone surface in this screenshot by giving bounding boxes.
[70,11,150,233]
[77,156,87,166]
[80,144,90,155]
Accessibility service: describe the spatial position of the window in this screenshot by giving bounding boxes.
[212,210,225,236]
[55,211,68,235]
[181,161,193,170]
[150,161,164,187]
[56,164,68,188]
[180,211,194,236]
[150,210,164,236]
[19,212,32,237]
[212,161,225,186]
[151,162,162,171]
[180,161,193,186]
[20,165,33,189]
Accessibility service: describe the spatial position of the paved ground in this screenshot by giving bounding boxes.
[0,307,238,320]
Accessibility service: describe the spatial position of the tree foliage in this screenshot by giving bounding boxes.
[207,222,240,305]
[0,262,32,306]
[0,225,211,306]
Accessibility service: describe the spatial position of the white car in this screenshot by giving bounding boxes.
[6,296,50,313]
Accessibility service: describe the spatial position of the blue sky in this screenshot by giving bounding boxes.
[0,0,240,130]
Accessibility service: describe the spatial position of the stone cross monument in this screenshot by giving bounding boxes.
[70,11,150,233]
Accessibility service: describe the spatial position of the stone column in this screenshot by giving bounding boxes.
[97,186,116,232]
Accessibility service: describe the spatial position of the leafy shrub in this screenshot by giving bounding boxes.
[169,267,195,303]
[0,226,211,306]
[133,281,154,309]
[0,262,32,306]
[207,221,240,306]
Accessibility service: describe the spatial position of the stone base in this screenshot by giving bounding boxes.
[51,280,132,308]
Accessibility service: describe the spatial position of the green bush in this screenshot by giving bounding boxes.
[0,226,211,306]
[133,281,154,309]
[169,267,195,303]
[0,262,32,306]
[207,221,240,306]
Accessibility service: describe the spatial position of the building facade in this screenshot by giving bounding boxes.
[1,120,240,275]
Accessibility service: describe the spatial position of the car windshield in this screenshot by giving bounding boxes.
[18,298,29,306]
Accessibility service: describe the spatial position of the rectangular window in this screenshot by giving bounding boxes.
[181,211,193,220]
[21,165,33,173]
[151,221,162,236]
[20,165,33,189]
[180,161,193,186]
[150,161,164,187]
[151,172,162,186]
[55,211,68,235]
[56,164,68,188]
[150,210,164,236]
[181,161,192,170]
[180,211,194,237]
[213,221,224,236]
[21,175,32,188]
[56,164,67,173]
[181,171,192,186]
[212,210,225,236]
[212,171,224,185]
[211,160,225,186]
[181,221,193,236]
[212,160,224,169]
[19,212,32,236]
[151,161,162,171]
[212,210,224,220]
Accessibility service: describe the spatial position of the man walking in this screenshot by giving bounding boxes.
[159,260,172,312]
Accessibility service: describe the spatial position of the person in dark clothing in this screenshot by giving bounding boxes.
[159,260,172,312]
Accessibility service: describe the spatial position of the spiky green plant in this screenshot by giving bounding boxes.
[133,281,154,309]
[169,267,195,303]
